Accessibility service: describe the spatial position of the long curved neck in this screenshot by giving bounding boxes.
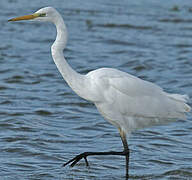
[51,14,85,96]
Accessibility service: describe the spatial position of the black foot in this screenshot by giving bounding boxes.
[63,152,90,167]
[63,150,129,167]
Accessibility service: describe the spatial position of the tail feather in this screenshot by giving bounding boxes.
[167,93,191,113]
[185,104,191,112]
[167,93,189,103]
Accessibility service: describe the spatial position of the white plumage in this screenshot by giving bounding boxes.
[85,68,190,133]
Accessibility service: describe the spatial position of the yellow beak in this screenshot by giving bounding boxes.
[8,13,40,21]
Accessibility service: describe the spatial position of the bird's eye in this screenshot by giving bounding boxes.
[39,13,46,17]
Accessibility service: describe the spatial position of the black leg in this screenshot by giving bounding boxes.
[63,128,130,179]
[119,128,130,179]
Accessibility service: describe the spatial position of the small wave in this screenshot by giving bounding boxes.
[96,23,153,30]
[103,39,136,46]
[35,110,52,116]
[163,168,192,178]
[159,18,192,23]
[0,86,8,90]
[0,100,12,104]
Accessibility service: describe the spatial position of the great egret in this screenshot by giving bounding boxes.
[9,7,191,179]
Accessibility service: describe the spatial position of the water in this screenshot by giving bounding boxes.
[0,0,192,179]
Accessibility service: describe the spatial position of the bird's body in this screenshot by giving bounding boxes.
[9,7,191,179]
[85,67,190,133]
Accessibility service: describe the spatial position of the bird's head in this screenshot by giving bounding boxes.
[8,7,59,23]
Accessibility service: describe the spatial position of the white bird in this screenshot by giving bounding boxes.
[9,7,191,179]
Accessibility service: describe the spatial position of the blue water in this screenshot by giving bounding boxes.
[0,0,192,179]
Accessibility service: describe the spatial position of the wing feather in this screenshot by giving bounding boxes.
[87,68,190,133]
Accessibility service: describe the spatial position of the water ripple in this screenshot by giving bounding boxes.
[96,23,154,30]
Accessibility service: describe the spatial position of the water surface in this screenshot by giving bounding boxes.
[0,0,192,179]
